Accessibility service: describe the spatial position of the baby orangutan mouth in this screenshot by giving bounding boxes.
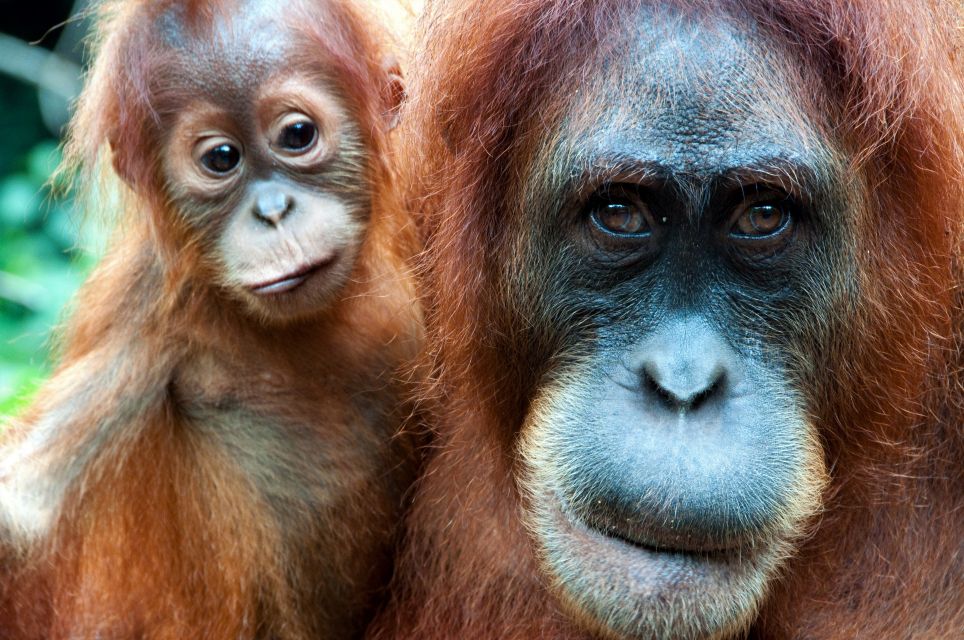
[248,258,337,296]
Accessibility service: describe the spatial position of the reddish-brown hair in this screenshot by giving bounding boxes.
[1,1,421,638]
[375,0,963,637]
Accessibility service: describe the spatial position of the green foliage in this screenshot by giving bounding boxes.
[0,76,49,179]
[0,139,100,418]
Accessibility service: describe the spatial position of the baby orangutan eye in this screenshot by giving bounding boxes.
[196,137,242,176]
[274,114,319,153]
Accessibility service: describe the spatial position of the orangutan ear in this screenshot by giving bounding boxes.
[108,129,137,188]
[382,55,405,131]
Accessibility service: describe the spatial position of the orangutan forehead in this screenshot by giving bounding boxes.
[148,2,313,111]
[155,0,298,70]
[544,7,833,186]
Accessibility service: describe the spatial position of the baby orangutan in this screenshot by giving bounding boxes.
[0,0,420,638]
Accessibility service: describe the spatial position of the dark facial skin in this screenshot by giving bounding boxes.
[155,2,371,323]
[514,9,853,640]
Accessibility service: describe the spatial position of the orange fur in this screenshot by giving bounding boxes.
[372,0,963,638]
[0,1,422,638]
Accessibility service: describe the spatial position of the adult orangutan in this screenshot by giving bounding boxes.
[0,0,420,638]
[373,0,963,638]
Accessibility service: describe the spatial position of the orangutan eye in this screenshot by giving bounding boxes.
[582,189,660,266]
[590,201,652,236]
[201,145,241,173]
[730,203,792,239]
[271,113,320,156]
[196,137,242,176]
[278,120,318,151]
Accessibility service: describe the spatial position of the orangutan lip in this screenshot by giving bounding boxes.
[556,492,740,557]
[249,259,333,296]
[590,523,736,558]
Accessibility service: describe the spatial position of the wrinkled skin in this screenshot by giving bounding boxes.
[514,10,839,638]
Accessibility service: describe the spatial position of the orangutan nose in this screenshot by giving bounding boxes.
[633,317,732,412]
[253,186,293,226]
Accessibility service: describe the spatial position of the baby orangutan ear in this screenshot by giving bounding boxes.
[108,130,137,188]
[382,55,405,130]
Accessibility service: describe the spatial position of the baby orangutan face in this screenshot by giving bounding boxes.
[163,72,373,323]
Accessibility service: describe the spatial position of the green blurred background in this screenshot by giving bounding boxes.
[0,1,102,417]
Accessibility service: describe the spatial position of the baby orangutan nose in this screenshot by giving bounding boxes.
[254,185,293,226]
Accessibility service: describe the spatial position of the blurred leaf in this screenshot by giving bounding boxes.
[0,137,94,417]
[0,365,45,418]
[0,174,40,226]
